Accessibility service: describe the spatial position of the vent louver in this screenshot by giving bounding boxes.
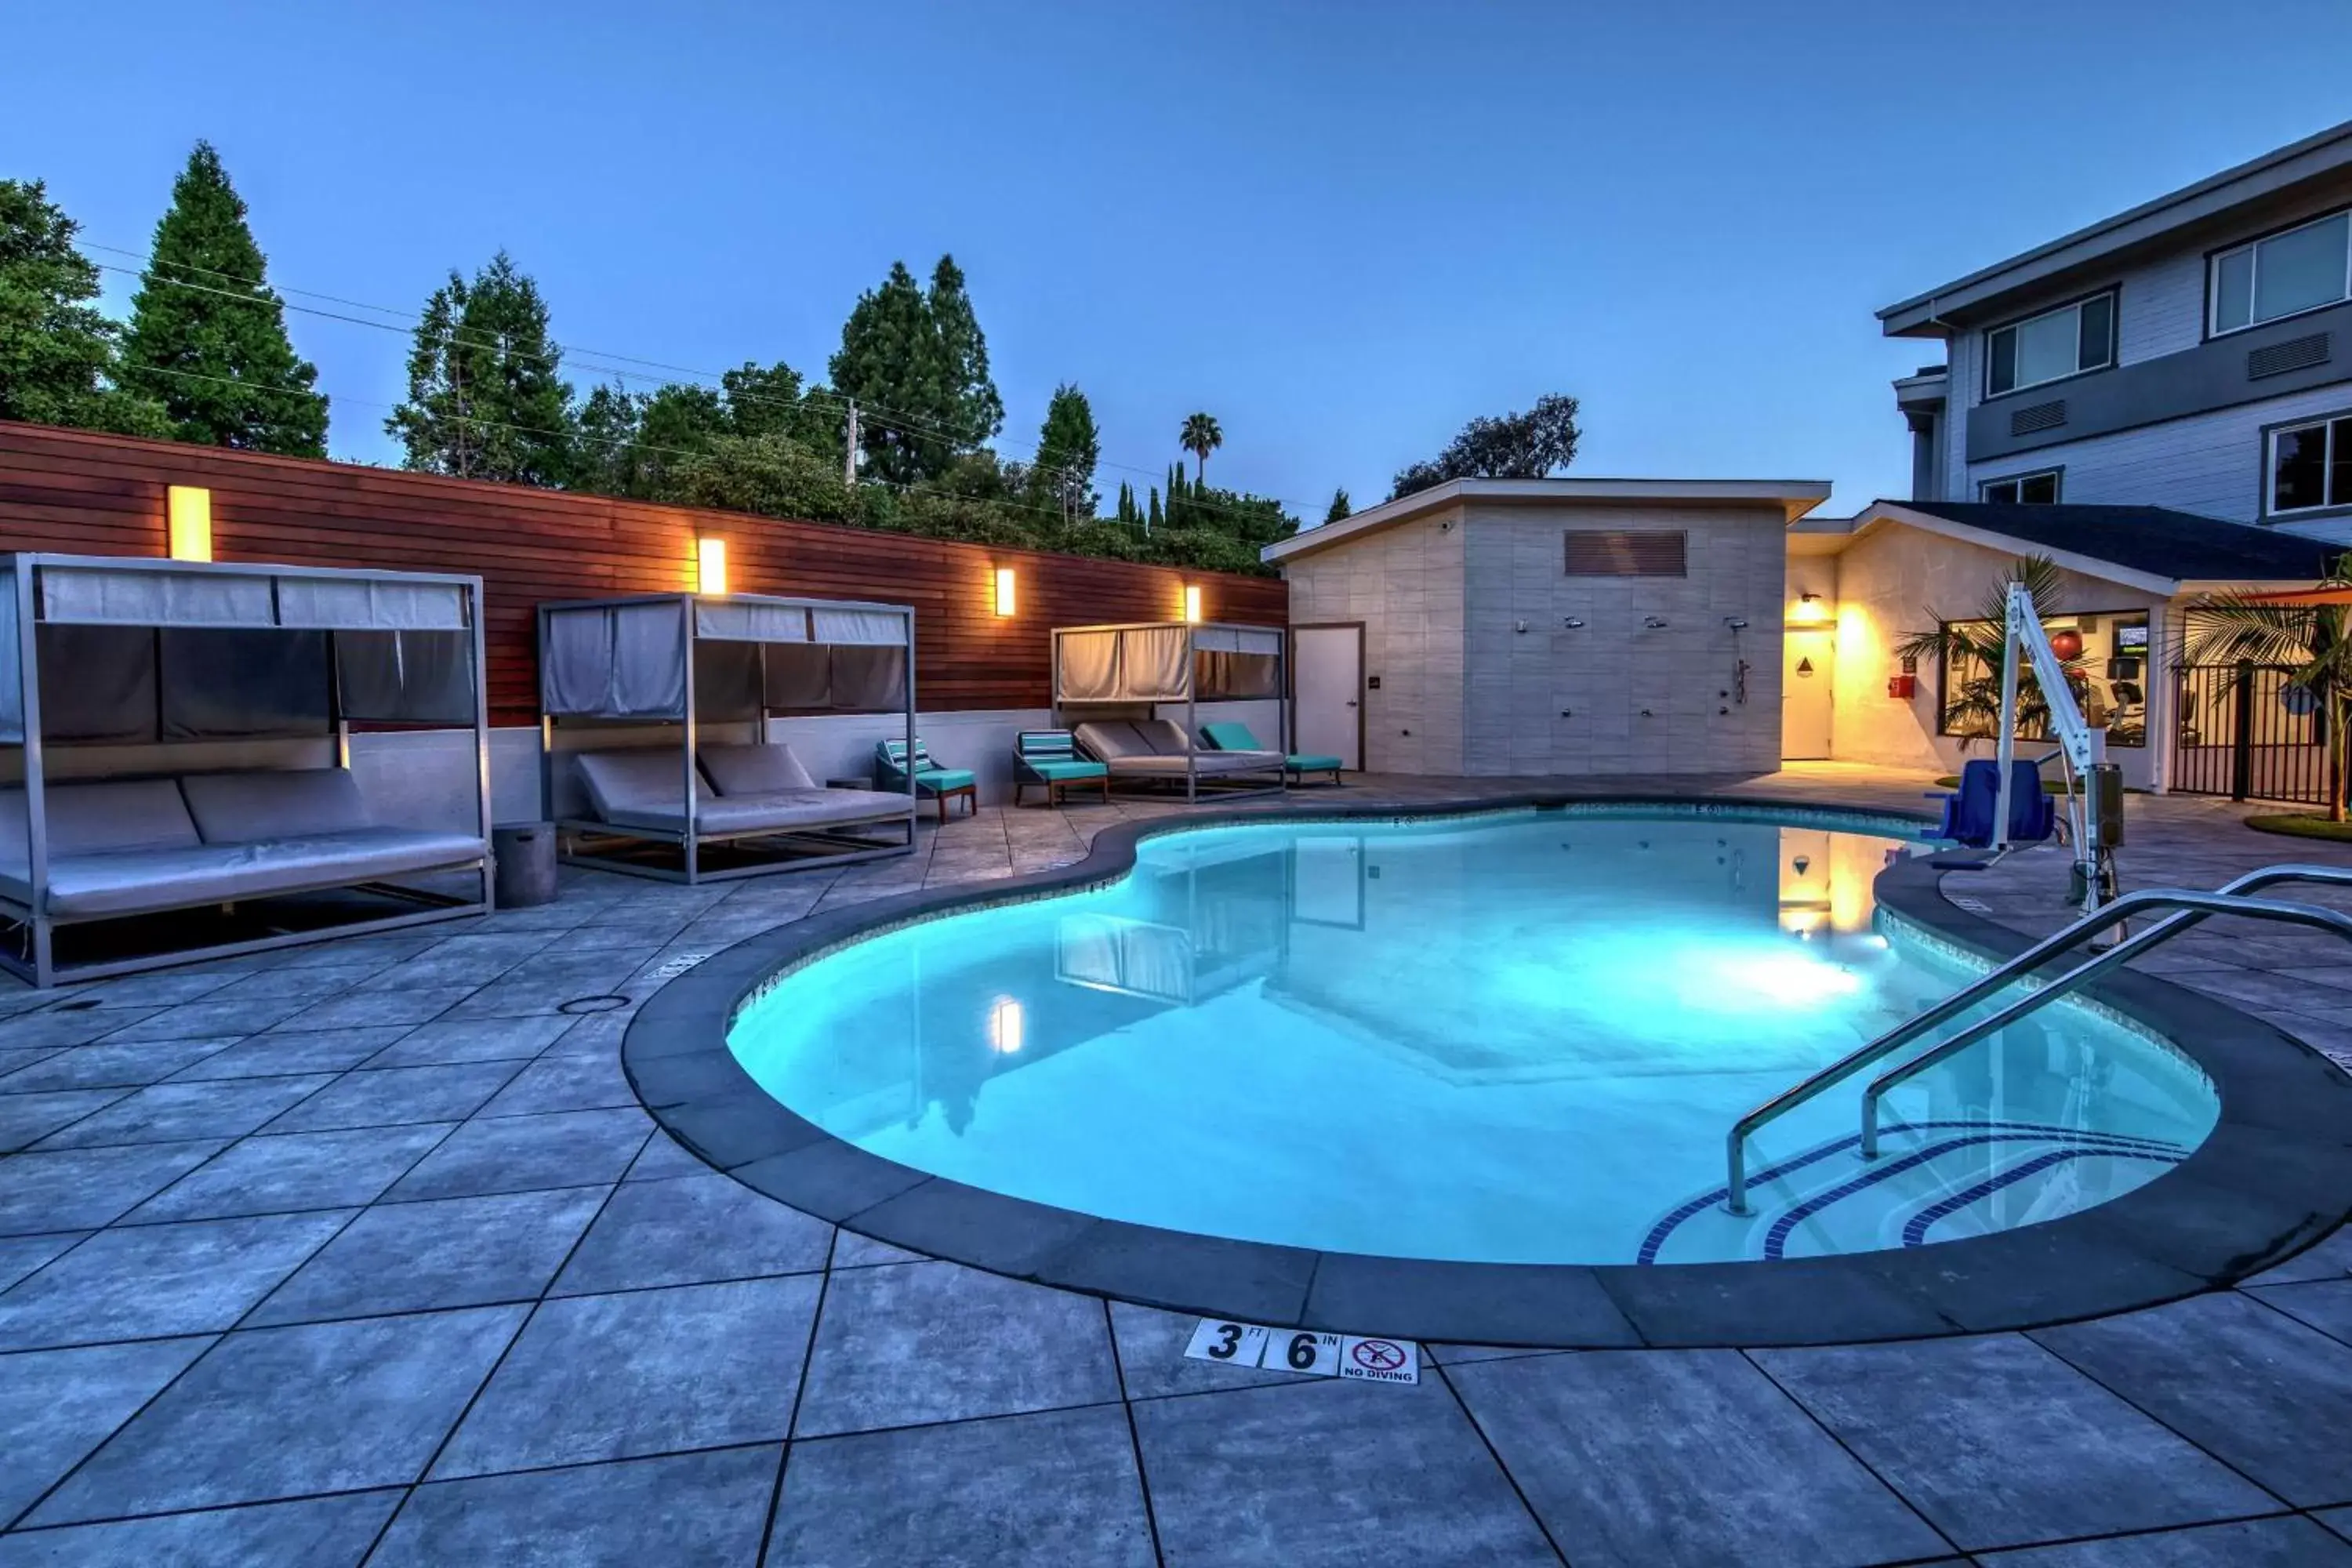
[2009,401,2067,437]
[2248,332,2331,380]
[1563,530,1687,577]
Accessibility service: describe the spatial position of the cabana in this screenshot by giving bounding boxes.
[1051,620,1289,800]
[0,553,492,987]
[538,592,918,882]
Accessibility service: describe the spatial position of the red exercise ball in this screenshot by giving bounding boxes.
[2049,629,2085,661]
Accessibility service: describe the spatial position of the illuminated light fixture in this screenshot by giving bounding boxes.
[1182,583,1203,623]
[1791,591,1828,625]
[166,485,212,562]
[988,996,1025,1054]
[993,566,1017,617]
[696,535,728,595]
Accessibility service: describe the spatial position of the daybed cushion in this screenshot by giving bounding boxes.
[593,788,913,837]
[699,742,818,797]
[21,829,488,920]
[1072,720,1153,761]
[0,780,201,862]
[1079,718,1283,775]
[180,769,373,843]
[574,750,713,829]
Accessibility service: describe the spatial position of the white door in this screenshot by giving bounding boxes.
[1293,625,1362,771]
[1782,628,1834,760]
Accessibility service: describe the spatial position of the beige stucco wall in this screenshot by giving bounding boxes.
[1818,524,2168,789]
[1282,508,1466,775]
[1460,503,1788,776]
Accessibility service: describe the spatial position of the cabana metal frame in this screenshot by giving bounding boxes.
[1050,619,1290,801]
[0,552,493,987]
[537,592,917,884]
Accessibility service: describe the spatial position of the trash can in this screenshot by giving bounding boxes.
[493,822,559,908]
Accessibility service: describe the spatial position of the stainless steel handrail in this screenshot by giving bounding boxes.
[1722,862,2352,1216]
[1860,887,2352,1154]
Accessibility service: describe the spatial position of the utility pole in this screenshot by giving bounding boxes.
[844,401,859,488]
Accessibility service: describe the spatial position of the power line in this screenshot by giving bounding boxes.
[86,241,1308,525]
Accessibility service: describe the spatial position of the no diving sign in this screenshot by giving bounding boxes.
[1183,1319,1419,1386]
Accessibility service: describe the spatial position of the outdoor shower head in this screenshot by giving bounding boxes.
[1723,617,1750,630]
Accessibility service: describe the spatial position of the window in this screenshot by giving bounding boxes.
[1980,470,2060,505]
[2211,210,2351,335]
[1936,610,2149,749]
[2268,412,2352,515]
[1987,292,2114,397]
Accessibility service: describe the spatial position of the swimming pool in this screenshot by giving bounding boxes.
[726,808,2218,1266]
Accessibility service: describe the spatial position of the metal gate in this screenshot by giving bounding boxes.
[2172,662,2334,805]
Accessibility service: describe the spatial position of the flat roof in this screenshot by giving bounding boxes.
[1261,478,1833,564]
[1878,118,2352,337]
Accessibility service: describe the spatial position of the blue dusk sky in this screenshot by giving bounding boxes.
[11,1,2352,520]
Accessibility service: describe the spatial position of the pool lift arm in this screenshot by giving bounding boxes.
[1991,582,2119,914]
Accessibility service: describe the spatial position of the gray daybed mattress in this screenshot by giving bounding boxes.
[1072,720,1286,778]
[0,772,485,920]
[573,746,913,837]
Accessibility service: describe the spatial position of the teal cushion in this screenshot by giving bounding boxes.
[1287,754,1344,772]
[1199,722,1262,751]
[913,768,975,793]
[1027,758,1108,780]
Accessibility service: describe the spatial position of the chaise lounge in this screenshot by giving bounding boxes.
[1012,730,1109,806]
[1073,718,1288,797]
[875,737,978,822]
[1199,720,1344,786]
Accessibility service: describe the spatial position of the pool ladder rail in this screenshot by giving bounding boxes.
[1723,862,2352,1218]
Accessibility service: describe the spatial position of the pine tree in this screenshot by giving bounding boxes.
[1032,383,1100,523]
[829,256,1002,485]
[0,180,170,436]
[118,143,327,455]
[1325,487,1352,524]
[928,255,1002,448]
[387,251,575,485]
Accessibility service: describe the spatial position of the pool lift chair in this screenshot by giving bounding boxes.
[1928,582,2122,916]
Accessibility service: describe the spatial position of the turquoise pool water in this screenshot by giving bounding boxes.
[727,810,2218,1265]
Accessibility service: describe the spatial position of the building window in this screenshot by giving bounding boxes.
[2268,412,2352,515]
[1980,470,2060,505]
[2211,209,2351,335]
[1937,610,2149,749]
[1987,292,2114,397]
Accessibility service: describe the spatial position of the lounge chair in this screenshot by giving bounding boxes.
[575,747,912,838]
[0,771,485,921]
[1013,730,1110,807]
[1200,721,1344,786]
[1072,719,1287,796]
[875,738,978,822]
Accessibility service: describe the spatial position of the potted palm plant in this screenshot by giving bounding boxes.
[1896,555,2088,753]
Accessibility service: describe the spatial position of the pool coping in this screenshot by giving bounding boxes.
[621,793,2352,1350]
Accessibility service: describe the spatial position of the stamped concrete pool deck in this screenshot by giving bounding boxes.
[3,764,2351,1566]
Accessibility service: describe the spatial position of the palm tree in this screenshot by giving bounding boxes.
[2181,551,2352,822]
[1894,555,2086,745]
[1179,412,1222,481]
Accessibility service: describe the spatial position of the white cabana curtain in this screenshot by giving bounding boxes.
[278,577,466,630]
[541,603,688,718]
[696,601,810,643]
[42,568,274,627]
[1193,626,1281,655]
[811,608,906,646]
[1120,626,1192,701]
[1058,630,1121,702]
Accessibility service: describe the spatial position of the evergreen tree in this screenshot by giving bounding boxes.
[387,251,575,485]
[0,180,169,436]
[1147,485,1163,534]
[1032,383,1100,522]
[118,142,327,455]
[1325,487,1352,524]
[829,255,1001,485]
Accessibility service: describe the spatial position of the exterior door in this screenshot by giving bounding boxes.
[1293,623,1363,771]
[1782,628,1835,760]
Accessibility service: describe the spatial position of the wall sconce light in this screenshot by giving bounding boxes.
[988,996,1025,1054]
[993,566,1017,618]
[1182,584,1203,623]
[696,535,728,596]
[1791,591,1827,624]
[166,485,212,562]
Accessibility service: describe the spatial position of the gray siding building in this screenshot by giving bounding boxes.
[1884,119,2352,545]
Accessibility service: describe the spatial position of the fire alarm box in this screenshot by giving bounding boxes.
[1886,673,1918,699]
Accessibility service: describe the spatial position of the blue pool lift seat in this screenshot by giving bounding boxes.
[1934,758,2056,850]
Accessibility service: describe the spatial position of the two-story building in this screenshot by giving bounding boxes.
[1790,119,2350,802]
